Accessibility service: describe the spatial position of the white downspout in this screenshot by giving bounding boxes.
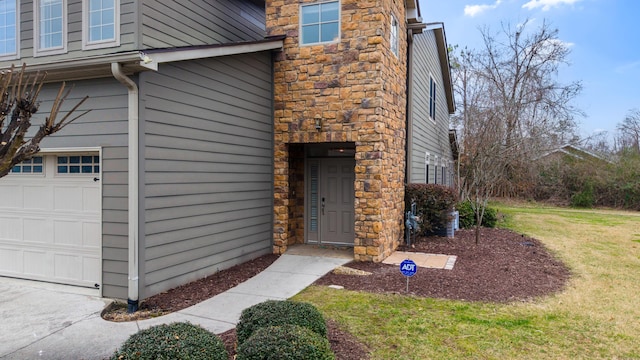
[111,62,140,313]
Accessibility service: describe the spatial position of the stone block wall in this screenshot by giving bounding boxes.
[268,0,408,261]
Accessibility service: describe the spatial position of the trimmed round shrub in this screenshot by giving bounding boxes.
[457,200,498,228]
[110,322,227,360]
[236,324,335,360]
[236,300,327,345]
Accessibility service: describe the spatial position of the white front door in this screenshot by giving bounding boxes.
[0,154,101,288]
[307,158,355,245]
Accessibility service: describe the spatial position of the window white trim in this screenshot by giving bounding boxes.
[82,0,120,50]
[34,0,67,57]
[424,152,430,184]
[0,0,19,61]
[390,14,398,57]
[299,0,340,46]
[429,74,437,122]
[434,155,439,184]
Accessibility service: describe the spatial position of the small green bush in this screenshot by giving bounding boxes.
[110,322,227,360]
[456,200,498,228]
[405,184,458,235]
[236,324,335,360]
[236,300,327,345]
[570,186,595,208]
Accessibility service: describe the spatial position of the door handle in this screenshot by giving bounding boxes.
[321,197,325,215]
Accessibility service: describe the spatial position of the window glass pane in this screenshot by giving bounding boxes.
[70,165,80,173]
[82,165,92,173]
[82,156,93,163]
[58,166,68,173]
[69,156,80,164]
[302,25,319,44]
[23,166,32,173]
[33,166,43,173]
[94,165,100,173]
[12,165,20,173]
[321,2,339,22]
[101,24,114,39]
[57,156,68,164]
[0,0,16,55]
[102,8,114,24]
[320,22,339,42]
[33,157,43,164]
[90,0,101,10]
[301,4,319,24]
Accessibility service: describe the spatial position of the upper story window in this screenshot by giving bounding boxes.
[0,0,18,60]
[429,76,437,120]
[300,1,339,45]
[390,15,398,56]
[35,0,67,56]
[83,0,119,50]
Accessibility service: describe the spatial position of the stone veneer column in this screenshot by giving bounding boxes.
[267,0,408,261]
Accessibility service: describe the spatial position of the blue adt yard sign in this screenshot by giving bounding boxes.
[400,259,417,277]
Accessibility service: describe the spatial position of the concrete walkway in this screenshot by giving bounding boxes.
[0,253,351,360]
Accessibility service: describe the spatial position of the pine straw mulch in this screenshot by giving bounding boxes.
[102,228,570,360]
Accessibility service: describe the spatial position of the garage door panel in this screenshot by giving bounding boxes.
[24,218,53,243]
[0,185,22,208]
[0,217,22,240]
[0,154,101,289]
[24,185,53,210]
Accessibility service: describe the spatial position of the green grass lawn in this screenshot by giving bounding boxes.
[294,204,640,359]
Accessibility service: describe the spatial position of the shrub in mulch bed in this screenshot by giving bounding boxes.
[236,324,335,360]
[235,300,327,345]
[110,322,227,360]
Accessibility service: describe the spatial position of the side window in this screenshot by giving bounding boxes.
[300,1,339,45]
[83,0,119,50]
[429,76,437,120]
[390,14,398,56]
[35,0,67,56]
[434,156,439,184]
[424,152,430,184]
[0,0,18,60]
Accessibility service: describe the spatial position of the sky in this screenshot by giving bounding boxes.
[418,0,640,140]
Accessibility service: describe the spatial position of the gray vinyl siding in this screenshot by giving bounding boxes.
[409,30,454,184]
[139,52,273,299]
[0,0,137,69]
[141,0,266,48]
[36,78,129,299]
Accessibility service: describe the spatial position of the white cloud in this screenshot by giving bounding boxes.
[522,0,582,11]
[464,0,502,17]
[615,61,640,74]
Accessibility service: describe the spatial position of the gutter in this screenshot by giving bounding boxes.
[111,62,140,313]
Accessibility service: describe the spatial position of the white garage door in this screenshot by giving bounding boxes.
[0,153,101,288]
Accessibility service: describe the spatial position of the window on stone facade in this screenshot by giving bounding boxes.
[83,0,119,50]
[35,0,66,55]
[429,76,437,120]
[0,0,18,59]
[390,14,398,56]
[300,1,340,45]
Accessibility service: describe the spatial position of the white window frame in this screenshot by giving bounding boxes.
[434,155,439,184]
[0,0,19,61]
[429,75,437,121]
[390,14,398,57]
[34,0,67,56]
[424,152,430,184]
[55,154,100,176]
[9,156,45,176]
[299,0,340,46]
[82,0,119,50]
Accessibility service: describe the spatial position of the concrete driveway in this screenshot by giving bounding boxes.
[0,251,351,359]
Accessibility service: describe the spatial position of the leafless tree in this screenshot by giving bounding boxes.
[617,109,640,154]
[0,64,88,178]
[450,19,583,241]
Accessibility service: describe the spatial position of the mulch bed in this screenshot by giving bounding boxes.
[317,228,571,302]
[103,228,571,359]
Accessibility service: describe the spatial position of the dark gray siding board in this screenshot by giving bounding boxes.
[141,0,266,48]
[139,52,274,299]
[36,78,129,299]
[410,31,454,184]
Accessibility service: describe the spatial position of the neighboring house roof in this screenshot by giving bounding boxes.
[425,23,455,114]
[2,36,285,82]
[536,144,610,163]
